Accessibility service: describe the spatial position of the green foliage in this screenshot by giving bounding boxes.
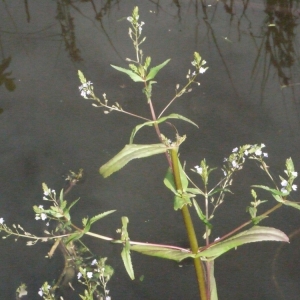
[197,226,288,260]
[99,143,169,178]
[120,217,135,280]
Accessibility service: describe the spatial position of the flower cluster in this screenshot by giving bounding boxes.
[38,282,54,299]
[279,158,298,194]
[223,143,268,176]
[77,258,113,300]
[127,6,145,37]
[79,81,94,99]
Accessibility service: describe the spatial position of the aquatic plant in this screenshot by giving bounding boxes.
[2,6,300,300]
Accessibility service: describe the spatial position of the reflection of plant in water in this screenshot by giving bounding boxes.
[1,6,300,300]
[56,0,83,62]
[0,56,16,92]
[252,0,300,99]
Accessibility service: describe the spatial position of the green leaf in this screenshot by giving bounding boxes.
[146,59,171,81]
[252,185,285,196]
[186,187,205,196]
[120,217,135,280]
[280,199,300,210]
[286,157,294,173]
[196,226,289,260]
[193,199,212,229]
[78,70,86,84]
[100,144,168,178]
[111,65,144,82]
[130,244,194,262]
[65,231,84,245]
[164,168,178,195]
[68,198,80,211]
[129,113,197,144]
[90,210,116,225]
[174,194,192,210]
[208,261,218,300]
[121,242,135,280]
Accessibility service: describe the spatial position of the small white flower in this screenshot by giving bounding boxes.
[244,150,249,156]
[77,272,82,280]
[292,184,297,191]
[44,190,49,196]
[281,180,288,187]
[281,188,288,193]
[0,218,4,224]
[194,165,202,174]
[232,147,238,153]
[261,143,265,148]
[38,205,43,209]
[223,158,227,162]
[199,67,207,74]
[35,215,40,220]
[87,272,93,279]
[191,61,196,66]
[263,153,268,157]
[43,196,48,200]
[38,289,43,297]
[255,149,262,156]
[41,213,47,221]
[223,170,227,176]
[232,160,238,168]
[91,259,97,266]
[292,172,298,177]
[127,16,133,22]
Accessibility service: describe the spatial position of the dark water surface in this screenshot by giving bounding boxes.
[1,1,300,299]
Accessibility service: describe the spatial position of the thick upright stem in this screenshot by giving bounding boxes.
[170,148,208,300]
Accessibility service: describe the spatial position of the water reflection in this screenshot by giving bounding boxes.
[0,1,300,299]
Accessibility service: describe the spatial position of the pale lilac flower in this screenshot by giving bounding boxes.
[244,150,249,156]
[127,16,133,22]
[44,190,49,196]
[199,67,207,74]
[292,184,297,191]
[261,143,265,148]
[292,172,298,177]
[232,147,238,153]
[263,153,268,157]
[38,205,43,209]
[38,289,43,297]
[0,218,4,224]
[41,213,47,221]
[281,180,288,187]
[77,272,82,280]
[255,149,262,156]
[232,160,238,168]
[91,259,97,266]
[87,272,93,279]
[281,188,288,193]
[194,165,202,174]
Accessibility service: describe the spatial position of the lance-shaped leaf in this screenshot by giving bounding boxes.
[193,199,212,229]
[196,226,289,260]
[146,59,171,81]
[100,144,169,178]
[78,70,86,84]
[130,244,194,262]
[252,185,285,196]
[111,65,144,82]
[129,113,198,144]
[90,210,116,225]
[120,217,135,280]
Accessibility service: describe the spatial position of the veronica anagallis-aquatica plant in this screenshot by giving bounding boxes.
[1,6,300,300]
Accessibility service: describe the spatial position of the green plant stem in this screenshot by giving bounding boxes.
[170,148,208,300]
